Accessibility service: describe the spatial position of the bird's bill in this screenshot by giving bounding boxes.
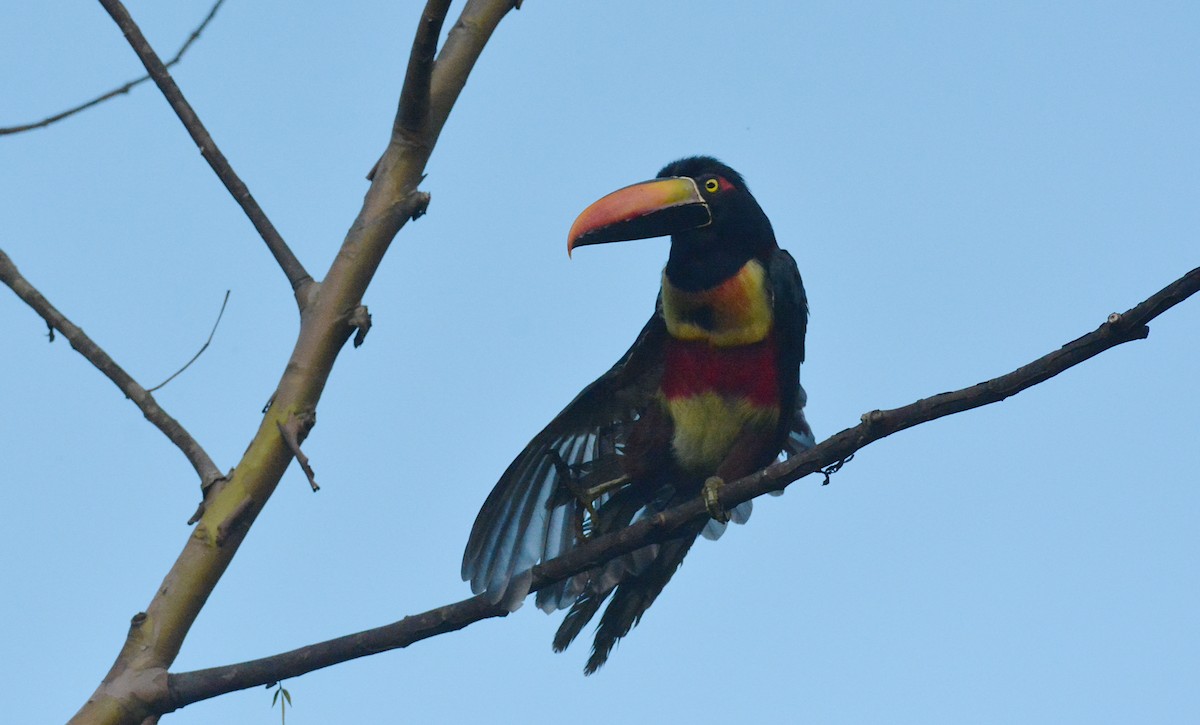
[567,177,711,256]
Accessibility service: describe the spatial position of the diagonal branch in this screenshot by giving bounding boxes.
[168,594,506,710]
[70,3,520,723]
[0,248,222,487]
[396,0,453,137]
[96,0,312,298]
[0,0,226,136]
[166,264,1200,707]
[366,0,449,181]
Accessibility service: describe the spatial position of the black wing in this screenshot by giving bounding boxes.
[767,248,815,458]
[462,307,668,611]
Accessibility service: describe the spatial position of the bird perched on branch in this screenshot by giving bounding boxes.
[462,156,813,673]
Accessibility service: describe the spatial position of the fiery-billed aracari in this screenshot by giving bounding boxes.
[462,156,813,673]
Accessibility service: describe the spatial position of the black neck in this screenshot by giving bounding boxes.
[664,243,755,292]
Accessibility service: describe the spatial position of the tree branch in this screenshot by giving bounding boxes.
[96,0,313,298]
[70,2,518,722]
[0,248,222,487]
[0,0,226,136]
[168,595,507,710]
[166,264,1200,707]
[396,0,452,137]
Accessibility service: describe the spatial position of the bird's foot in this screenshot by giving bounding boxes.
[702,476,729,523]
[579,475,630,514]
[573,474,631,539]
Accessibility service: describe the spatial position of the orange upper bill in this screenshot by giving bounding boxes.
[567,177,711,256]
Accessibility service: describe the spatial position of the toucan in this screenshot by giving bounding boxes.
[462,156,813,673]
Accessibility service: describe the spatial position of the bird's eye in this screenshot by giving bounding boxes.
[703,178,720,193]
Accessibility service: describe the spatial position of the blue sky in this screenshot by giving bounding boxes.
[1,2,1197,723]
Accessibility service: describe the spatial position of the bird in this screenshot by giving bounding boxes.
[461,156,813,673]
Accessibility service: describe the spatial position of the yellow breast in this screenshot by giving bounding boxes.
[661,259,773,346]
[664,392,779,474]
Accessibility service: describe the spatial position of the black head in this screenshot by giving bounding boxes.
[566,155,777,290]
[657,156,777,291]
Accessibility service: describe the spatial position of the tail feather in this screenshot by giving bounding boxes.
[552,484,660,652]
[583,527,702,674]
[553,587,607,652]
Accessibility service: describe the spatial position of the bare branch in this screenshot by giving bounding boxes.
[428,2,520,136]
[70,3,518,722]
[96,0,313,297]
[0,0,226,136]
[367,0,450,181]
[166,265,1200,706]
[397,0,453,136]
[168,595,506,710]
[147,290,229,392]
[0,248,222,487]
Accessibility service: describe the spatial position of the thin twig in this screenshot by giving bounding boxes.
[0,0,227,136]
[166,265,1200,708]
[96,0,312,296]
[148,290,230,392]
[0,248,222,487]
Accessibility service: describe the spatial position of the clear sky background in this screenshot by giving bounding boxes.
[2,2,1197,723]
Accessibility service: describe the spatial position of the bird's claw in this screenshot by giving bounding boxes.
[573,474,631,540]
[582,474,631,506]
[703,476,729,523]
